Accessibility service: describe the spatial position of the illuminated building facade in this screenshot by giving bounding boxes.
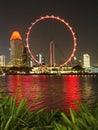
[83,54,90,68]
[22,46,28,66]
[0,55,5,66]
[10,31,24,66]
[36,53,45,65]
[50,41,55,67]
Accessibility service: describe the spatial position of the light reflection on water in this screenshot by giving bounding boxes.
[63,75,81,112]
[79,75,97,107]
[0,75,98,112]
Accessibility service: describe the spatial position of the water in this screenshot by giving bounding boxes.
[0,74,98,112]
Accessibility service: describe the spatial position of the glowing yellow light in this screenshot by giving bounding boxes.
[10,31,22,40]
[57,16,59,19]
[62,19,65,22]
[46,15,49,18]
[51,15,54,18]
[66,22,69,26]
[69,27,72,30]
[41,16,44,19]
[36,19,39,23]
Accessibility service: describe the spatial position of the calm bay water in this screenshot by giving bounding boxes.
[0,75,98,112]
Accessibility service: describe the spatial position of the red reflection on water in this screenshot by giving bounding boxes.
[63,75,81,112]
[7,75,81,113]
[7,75,45,110]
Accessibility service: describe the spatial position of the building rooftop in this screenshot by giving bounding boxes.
[10,31,22,40]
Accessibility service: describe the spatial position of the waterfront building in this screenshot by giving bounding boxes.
[0,55,5,66]
[83,54,90,68]
[9,31,24,66]
[22,46,28,66]
[36,53,45,65]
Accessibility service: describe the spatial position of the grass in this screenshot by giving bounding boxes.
[0,95,98,130]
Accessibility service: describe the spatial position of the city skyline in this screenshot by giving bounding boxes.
[0,0,98,65]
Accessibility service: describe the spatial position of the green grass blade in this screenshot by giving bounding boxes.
[69,108,76,123]
[4,116,12,130]
[61,112,72,126]
[53,121,67,130]
[14,98,27,120]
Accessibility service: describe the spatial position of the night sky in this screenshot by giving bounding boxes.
[0,0,98,65]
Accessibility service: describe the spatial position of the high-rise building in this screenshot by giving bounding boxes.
[0,55,5,66]
[36,53,45,65]
[83,54,90,68]
[22,46,28,65]
[9,31,24,66]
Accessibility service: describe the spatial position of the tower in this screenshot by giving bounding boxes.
[83,54,90,68]
[50,41,55,67]
[10,31,24,66]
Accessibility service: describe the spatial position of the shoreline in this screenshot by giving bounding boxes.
[6,72,98,76]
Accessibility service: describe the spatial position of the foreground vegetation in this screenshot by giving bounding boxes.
[0,95,98,130]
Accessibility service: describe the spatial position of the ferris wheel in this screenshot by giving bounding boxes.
[26,15,77,66]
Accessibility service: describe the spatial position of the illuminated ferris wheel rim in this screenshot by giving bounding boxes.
[26,15,77,66]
